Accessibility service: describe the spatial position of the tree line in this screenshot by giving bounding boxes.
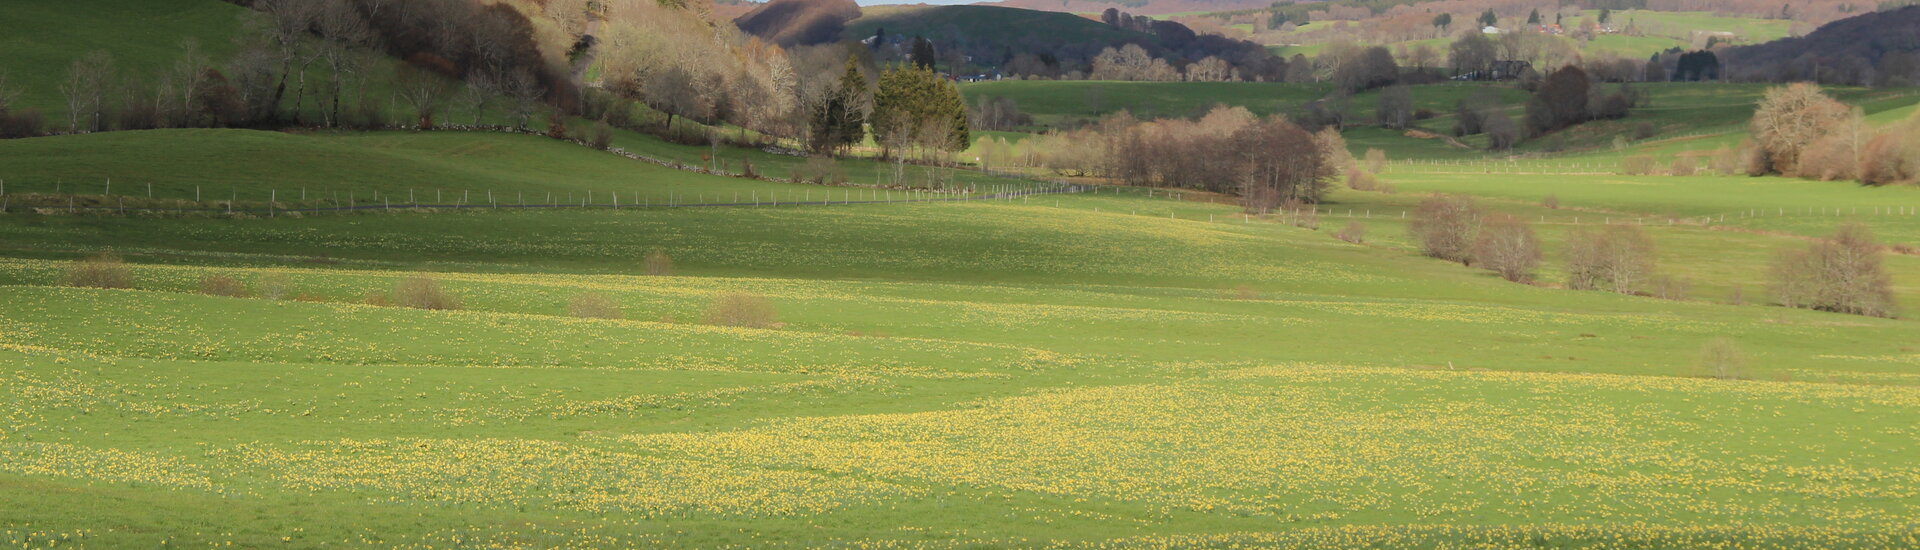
[980,105,1341,213]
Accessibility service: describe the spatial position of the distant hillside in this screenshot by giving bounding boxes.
[986,0,1271,16]
[1723,6,1920,84]
[841,4,1275,75]
[844,5,1160,49]
[733,0,861,47]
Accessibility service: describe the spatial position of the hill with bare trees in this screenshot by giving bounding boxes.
[733,0,861,47]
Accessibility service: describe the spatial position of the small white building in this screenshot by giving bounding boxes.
[1482,25,1502,34]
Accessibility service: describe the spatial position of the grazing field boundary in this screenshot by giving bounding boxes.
[0,184,1085,217]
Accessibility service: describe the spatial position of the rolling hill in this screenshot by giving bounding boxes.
[3,0,1920,547]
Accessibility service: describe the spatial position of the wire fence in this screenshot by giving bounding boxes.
[1068,201,1920,229]
[0,181,1088,217]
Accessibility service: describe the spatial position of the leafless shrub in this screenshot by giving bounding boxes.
[567,292,623,319]
[1694,338,1749,380]
[393,276,461,310]
[1471,214,1541,282]
[1541,194,1560,209]
[1346,169,1376,191]
[1281,199,1320,229]
[796,156,847,185]
[0,108,47,139]
[256,273,292,300]
[1564,224,1656,294]
[1620,155,1657,175]
[199,274,250,297]
[1650,274,1691,301]
[1633,121,1657,140]
[1224,284,1261,300]
[588,120,614,151]
[1364,148,1387,174]
[1333,221,1367,244]
[1771,223,1896,317]
[643,249,674,276]
[1409,194,1480,263]
[64,252,133,289]
[1669,156,1697,177]
[1711,144,1741,176]
[702,292,777,328]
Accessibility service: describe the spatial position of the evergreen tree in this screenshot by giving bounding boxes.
[910,37,937,70]
[808,57,869,155]
[1527,8,1540,25]
[872,64,968,155]
[1479,9,1498,28]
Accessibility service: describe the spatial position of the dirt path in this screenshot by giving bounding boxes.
[570,18,604,86]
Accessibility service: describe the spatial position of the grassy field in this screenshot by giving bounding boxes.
[4,2,1920,547]
[0,0,249,113]
[961,80,1336,125]
[965,79,1920,161]
[1260,10,1790,59]
[3,177,1919,546]
[0,129,1057,212]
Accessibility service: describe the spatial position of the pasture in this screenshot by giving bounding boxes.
[3,2,1920,545]
[3,161,1920,546]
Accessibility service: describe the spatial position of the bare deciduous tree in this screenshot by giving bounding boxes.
[1473,214,1542,282]
[316,0,372,127]
[1771,223,1896,317]
[1749,82,1850,176]
[1694,338,1749,379]
[255,0,321,123]
[502,69,543,130]
[60,50,115,132]
[1564,224,1656,294]
[1410,194,1481,263]
[1376,84,1412,130]
[395,61,453,129]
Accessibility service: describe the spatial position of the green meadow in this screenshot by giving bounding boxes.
[3,1,1920,547]
[4,131,1920,545]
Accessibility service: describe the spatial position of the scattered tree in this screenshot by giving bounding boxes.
[1771,223,1896,317]
[395,58,454,129]
[1748,82,1850,176]
[60,51,115,133]
[1694,338,1750,380]
[1564,224,1656,294]
[1473,214,1542,282]
[1409,194,1481,263]
[1333,46,1398,94]
[872,64,969,158]
[1376,84,1412,129]
[1525,65,1591,136]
